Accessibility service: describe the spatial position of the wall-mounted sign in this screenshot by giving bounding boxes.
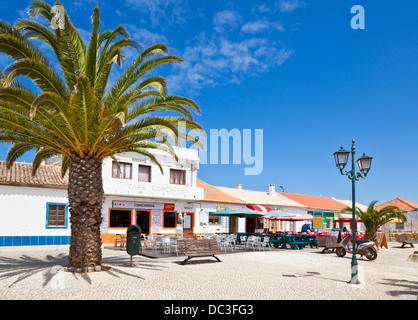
[112,200,164,210]
[164,203,175,210]
[313,211,324,229]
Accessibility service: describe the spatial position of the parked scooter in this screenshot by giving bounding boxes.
[335,234,378,260]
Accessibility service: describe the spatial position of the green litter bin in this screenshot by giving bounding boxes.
[126,225,142,266]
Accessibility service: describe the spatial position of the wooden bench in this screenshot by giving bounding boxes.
[396,234,417,248]
[177,238,222,264]
[317,235,343,253]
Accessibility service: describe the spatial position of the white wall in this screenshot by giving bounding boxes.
[0,185,69,236]
[102,150,203,201]
[192,202,246,234]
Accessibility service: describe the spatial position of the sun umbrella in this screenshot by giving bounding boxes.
[210,207,263,218]
[233,207,264,218]
[264,209,295,219]
[210,208,237,216]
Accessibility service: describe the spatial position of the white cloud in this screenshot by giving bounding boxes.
[241,19,285,34]
[213,10,242,33]
[252,4,272,14]
[278,0,306,13]
[167,34,293,94]
[125,24,168,48]
[125,0,188,28]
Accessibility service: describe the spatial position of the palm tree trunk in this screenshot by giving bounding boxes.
[67,156,104,269]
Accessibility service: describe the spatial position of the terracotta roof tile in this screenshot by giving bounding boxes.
[278,192,347,211]
[0,161,68,188]
[375,198,418,212]
[197,179,245,204]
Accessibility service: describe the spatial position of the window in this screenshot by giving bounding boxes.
[109,209,132,228]
[46,203,67,228]
[138,165,151,182]
[170,169,186,185]
[112,161,132,179]
[163,211,177,228]
[326,218,333,229]
[209,213,220,225]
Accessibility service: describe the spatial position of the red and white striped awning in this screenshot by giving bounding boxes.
[246,204,272,214]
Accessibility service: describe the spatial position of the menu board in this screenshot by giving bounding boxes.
[152,210,163,228]
[376,232,388,249]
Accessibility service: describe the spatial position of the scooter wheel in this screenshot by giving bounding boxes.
[336,247,346,257]
[365,249,377,260]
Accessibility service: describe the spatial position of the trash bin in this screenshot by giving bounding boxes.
[126,225,142,266]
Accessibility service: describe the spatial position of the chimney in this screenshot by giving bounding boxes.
[235,184,242,189]
[269,184,276,196]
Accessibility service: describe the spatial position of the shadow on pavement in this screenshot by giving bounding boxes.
[379,278,418,298]
[0,252,168,287]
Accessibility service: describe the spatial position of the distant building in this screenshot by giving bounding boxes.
[278,192,367,232]
[376,198,418,233]
[216,184,308,232]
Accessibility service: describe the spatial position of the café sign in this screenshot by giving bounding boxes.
[113,201,165,210]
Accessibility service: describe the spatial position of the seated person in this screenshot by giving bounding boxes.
[301,223,313,233]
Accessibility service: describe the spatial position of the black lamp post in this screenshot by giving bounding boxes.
[333,139,373,284]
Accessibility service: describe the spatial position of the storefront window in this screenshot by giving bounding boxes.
[163,211,177,228]
[209,213,220,225]
[109,209,132,228]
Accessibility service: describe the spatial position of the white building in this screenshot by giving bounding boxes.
[0,147,245,247]
[0,162,70,246]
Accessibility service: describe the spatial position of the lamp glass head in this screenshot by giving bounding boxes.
[357,153,373,175]
[333,146,350,170]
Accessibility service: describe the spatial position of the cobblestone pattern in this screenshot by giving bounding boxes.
[0,243,417,300]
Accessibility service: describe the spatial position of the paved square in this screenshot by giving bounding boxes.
[0,242,417,300]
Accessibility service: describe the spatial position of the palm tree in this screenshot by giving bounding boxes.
[0,1,203,270]
[345,200,406,241]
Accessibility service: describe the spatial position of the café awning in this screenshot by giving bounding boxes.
[246,204,272,213]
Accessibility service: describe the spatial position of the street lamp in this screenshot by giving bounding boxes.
[333,139,373,284]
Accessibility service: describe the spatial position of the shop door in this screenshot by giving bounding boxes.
[136,210,150,235]
[229,217,238,233]
[246,218,256,233]
[183,212,194,238]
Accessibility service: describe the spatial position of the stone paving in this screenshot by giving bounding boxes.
[0,242,417,300]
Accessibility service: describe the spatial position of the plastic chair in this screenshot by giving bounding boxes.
[246,236,260,251]
[240,235,247,247]
[261,236,271,251]
[221,235,235,253]
[169,237,178,256]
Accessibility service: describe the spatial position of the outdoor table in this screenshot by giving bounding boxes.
[271,234,290,249]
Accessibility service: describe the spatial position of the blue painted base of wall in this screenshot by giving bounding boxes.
[0,236,71,246]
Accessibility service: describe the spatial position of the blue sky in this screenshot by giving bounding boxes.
[1,0,418,205]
